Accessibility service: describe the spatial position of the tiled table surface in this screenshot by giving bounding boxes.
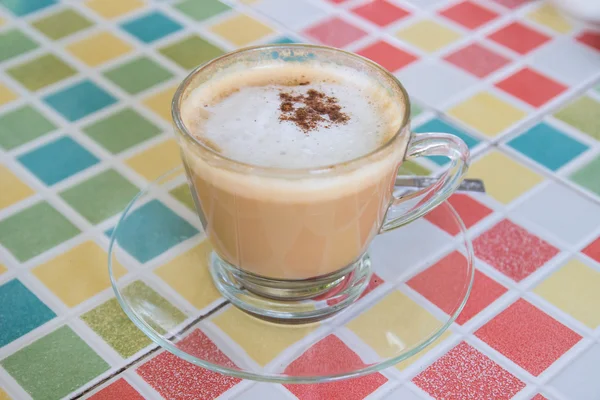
[0,0,599,398]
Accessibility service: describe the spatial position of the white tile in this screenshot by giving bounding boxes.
[253,0,328,29]
[550,344,600,400]
[530,37,600,86]
[510,181,600,246]
[232,382,295,399]
[396,60,478,109]
[380,385,425,400]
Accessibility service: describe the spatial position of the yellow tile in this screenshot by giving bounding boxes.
[85,0,145,19]
[0,388,11,400]
[467,150,543,204]
[66,31,132,67]
[346,290,446,369]
[154,240,221,310]
[32,241,127,307]
[0,264,6,276]
[239,0,258,3]
[0,165,34,210]
[527,3,572,34]
[212,306,317,365]
[0,17,5,26]
[396,20,462,53]
[0,83,17,106]
[142,85,177,121]
[396,330,451,370]
[448,92,527,137]
[125,139,182,181]
[210,13,274,47]
[534,259,600,328]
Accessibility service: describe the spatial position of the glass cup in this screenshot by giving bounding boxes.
[172,44,470,322]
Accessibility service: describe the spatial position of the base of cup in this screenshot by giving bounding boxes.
[209,253,372,324]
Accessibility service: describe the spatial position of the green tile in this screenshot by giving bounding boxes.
[1,326,109,400]
[570,155,600,196]
[7,54,77,91]
[175,0,230,21]
[81,298,152,358]
[0,202,80,261]
[170,184,195,211]
[0,105,56,150]
[82,108,161,153]
[398,160,431,176]
[104,56,173,95]
[554,96,600,140]
[410,101,423,119]
[159,35,224,70]
[0,29,38,62]
[60,169,139,224]
[32,8,93,40]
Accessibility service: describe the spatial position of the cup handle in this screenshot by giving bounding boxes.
[380,132,470,232]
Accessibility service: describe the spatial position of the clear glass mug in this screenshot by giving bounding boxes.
[172,44,469,322]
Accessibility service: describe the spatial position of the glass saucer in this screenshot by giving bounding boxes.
[108,167,474,383]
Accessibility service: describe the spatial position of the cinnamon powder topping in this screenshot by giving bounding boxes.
[278,87,349,133]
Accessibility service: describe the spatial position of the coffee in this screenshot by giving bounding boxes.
[179,62,407,279]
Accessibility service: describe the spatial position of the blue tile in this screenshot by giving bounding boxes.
[0,280,56,346]
[18,136,99,185]
[508,123,589,171]
[271,36,300,44]
[43,80,116,121]
[414,118,481,166]
[0,0,56,16]
[120,11,182,43]
[107,200,198,263]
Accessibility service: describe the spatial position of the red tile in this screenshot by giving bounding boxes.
[577,31,600,52]
[90,379,144,400]
[444,43,510,78]
[284,335,388,399]
[488,22,550,54]
[439,1,498,30]
[491,0,532,8]
[496,68,567,107]
[532,395,548,400]
[473,219,559,281]
[351,0,410,27]
[327,0,349,3]
[413,341,525,399]
[408,252,507,325]
[356,40,417,72]
[304,17,367,48]
[425,194,493,235]
[475,299,582,376]
[582,236,600,263]
[137,330,241,400]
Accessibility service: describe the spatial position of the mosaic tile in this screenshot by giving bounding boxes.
[212,306,316,365]
[6,53,77,91]
[534,259,600,329]
[1,326,109,400]
[0,279,55,347]
[159,34,224,70]
[67,31,133,67]
[154,240,221,310]
[0,0,56,16]
[137,330,241,399]
[396,20,462,53]
[488,22,550,55]
[577,31,600,52]
[253,0,327,30]
[125,138,181,181]
[550,343,600,400]
[350,0,410,27]
[439,1,498,30]
[474,219,558,281]
[210,13,274,47]
[121,11,182,43]
[85,0,144,19]
[355,40,417,73]
[18,136,99,186]
[174,0,230,21]
[104,56,173,95]
[413,342,526,399]
[398,159,431,176]
[570,155,600,197]
[170,183,195,210]
[414,118,480,165]
[109,200,198,263]
[582,236,600,264]
[444,42,510,78]
[0,105,56,150]
[467,151,542,204]
[0,264,6,276]
[142,85,176,122]
[0,388,10,400]
[44,80,117,121]
[0,164,34,210]
[60,169,139,224]
[554,96,600,140]
[326,273,384,307]
[425,194,492,236]
[409,252,507,324]
[89,379,144,400]
[31,8,93,40]
[33,241,126,307]
[526,3,572,34]
[491,0,532,8]
[475,299,581,376]
[303,17,367,48]
[496,68,567,108]
[0,29,38,62]
[0,83,17,106]
[0,201,79,261]
[83,108,161,153]
[284,335,388,399]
